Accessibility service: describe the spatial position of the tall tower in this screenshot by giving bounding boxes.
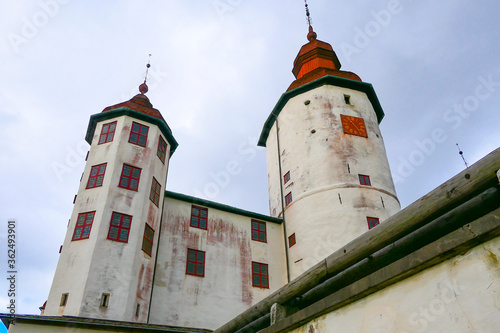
[258,25,400,280]
[44,81,178,322]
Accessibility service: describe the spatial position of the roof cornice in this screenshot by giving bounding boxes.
[85,107,179,156]
[258,75,385,147]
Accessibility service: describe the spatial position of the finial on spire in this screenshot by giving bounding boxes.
[139,54,151,94]
[304,0,317,41]
[304,0,312,28]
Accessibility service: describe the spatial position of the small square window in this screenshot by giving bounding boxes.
[157,136,167,164]
[367,217,380,229]
[107,212,132,243]
[288,233,296,247]
[251,220,266,243]
[119,164,141,191]
[72,211,95,241]
[100,293,110,308]
[344,94,351,105]
[60,293,68,306]
[129,122,149,147]
[149,177,161,207]
[186,249,205,277]
[359,174,371,186]
[285,192,293,206]
[99,121,117,144]
[284,171,290,184]
[190,205,208,230]
[86,163,107,189]
[252,262,269,288]
[142,224,154,256]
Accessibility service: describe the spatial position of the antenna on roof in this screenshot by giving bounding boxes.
[139,54,152,94]
[144,54,152,84]
[304,0,312,28]
[456,143,469,168]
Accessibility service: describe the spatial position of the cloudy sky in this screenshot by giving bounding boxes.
[0,0,499,323]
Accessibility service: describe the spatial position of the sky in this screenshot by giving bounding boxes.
[0,0,499,323]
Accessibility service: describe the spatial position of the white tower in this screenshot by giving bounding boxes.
[44,82,178,322]
[258,26,400,280]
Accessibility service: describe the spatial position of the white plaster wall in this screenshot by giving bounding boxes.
[288,236,500,333]
[44,115,170,323]
[149,197,287,330]
[8,323,93,333]
[266,85,400,280]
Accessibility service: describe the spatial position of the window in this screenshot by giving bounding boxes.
[135,304,140,317]
[72,211,95,241]
[107,212,132,243]
[86,163,107,189]
[288,233,296,247]
[119,164,141,191]
[186,249,205,277]
[129,122,149,147]
[157,136,167,164]
[190,205,208,230]
[285,192,293,206]
[149,177,161,207]
[252,262,269,288]
[283,171,290,184]
[99,121,117,144]
[251,220,266,242]
[142,224,154,256]
[344,94,351,105]
[60,293,68,306]
[100,293,110,308]
[359,174,371,186]
[367,217,380,229]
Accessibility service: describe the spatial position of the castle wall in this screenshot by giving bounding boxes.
[149,196,287,330]
[287,235,500,333]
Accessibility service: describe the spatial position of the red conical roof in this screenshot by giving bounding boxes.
[102,83,165,122]
[287,26,361,91]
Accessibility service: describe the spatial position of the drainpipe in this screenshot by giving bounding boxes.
[147,152,172,323]
[273,113,290,283]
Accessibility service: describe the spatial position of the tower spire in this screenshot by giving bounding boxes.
[304,0,317,41]
[139,54,151,94]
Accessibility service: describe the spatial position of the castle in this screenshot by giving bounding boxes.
[2,9,500,333]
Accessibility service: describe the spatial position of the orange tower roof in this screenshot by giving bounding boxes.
[102,83,165,122]
[287,26,361,91]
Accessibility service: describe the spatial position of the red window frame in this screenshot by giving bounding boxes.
[142,224,154,256]
[157,136,167,164]
[72,211,95,240]
[129,122,149,147]
[285,192,293,206]
[119,164,141,191]
[251,220,266,243]
[190,205,208,230]
[149,177,161,207]
[283,171,290,184]
[107,212,132,243]
[252,262,269,288]
[98,121,117,144]
[367,217,380,229]
[86,163,107,189]
[186,249,205,277]
[288,233,296,247]
[359,174,371,186]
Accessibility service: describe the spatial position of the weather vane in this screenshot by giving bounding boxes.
[304,0,312,27]
[456,143,469,168]
[144,54,152,84]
